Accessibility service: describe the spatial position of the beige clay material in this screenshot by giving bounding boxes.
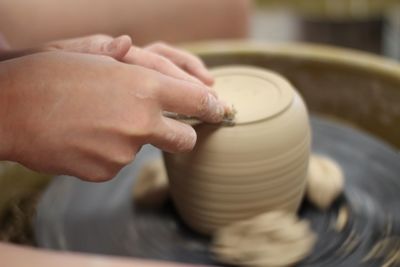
[306,155,345,210]
[212,67,294,124]
[164,66,311,234]
[167,137,310,186]
[132,159,169,209]
[212,211,316,267]
[335,205,349,232]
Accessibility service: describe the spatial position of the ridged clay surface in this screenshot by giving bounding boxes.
[164,66,311,234]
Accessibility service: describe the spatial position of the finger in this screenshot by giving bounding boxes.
[123,46,205,86]
[155,75,226,123]
[146,43,214,86]
[85,34,132,60]
[46,34,111,51]
[101,35,132,60]
[46,34,132,60]
[124,46,218,98]
[149,117,197,153]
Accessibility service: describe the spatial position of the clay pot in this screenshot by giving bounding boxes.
[164,66,311,234]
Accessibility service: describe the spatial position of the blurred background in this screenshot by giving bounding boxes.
[0,0,399,59]
[252,0,400,59]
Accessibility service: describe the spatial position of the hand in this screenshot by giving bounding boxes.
[0,52,226,181]
[44,35,214,87]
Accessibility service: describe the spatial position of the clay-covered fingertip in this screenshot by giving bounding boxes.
[221,101,236,120]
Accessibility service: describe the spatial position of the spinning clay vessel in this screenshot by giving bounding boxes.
[164,66,311,234]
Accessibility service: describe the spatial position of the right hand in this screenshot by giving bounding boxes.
[0,52,226,181]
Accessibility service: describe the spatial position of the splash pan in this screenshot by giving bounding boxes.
[35,115,400,267]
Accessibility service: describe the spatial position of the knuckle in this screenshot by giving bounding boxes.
[91,34,112,41]
[126,113,157,140]
[86,35,113,53]
[139,114,157,136]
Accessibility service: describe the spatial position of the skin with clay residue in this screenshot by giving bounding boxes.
[0,38,226,182]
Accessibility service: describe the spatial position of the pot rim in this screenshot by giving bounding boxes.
[182,41,400,81]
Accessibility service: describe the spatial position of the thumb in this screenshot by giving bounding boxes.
[102,35,132,60]
[45,34,132,60]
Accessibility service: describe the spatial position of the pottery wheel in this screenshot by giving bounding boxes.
[34,116,400,267]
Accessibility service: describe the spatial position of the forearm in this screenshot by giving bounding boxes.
[0,242,198,267]
[0,0,251,49]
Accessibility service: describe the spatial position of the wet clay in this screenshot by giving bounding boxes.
[164,66,311,234]
[131,154,347,266]
[306,155,345,210]
[212,211,316,267]
[212,67,294,124]
[133,159,169,208]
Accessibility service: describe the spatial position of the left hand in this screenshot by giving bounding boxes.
[44,35,214,86]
